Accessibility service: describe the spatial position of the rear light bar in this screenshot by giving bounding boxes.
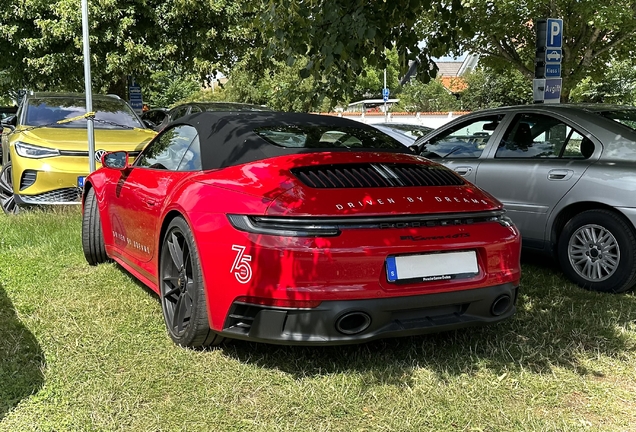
[227,211,513,237]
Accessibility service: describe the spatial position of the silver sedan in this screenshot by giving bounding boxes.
[414,104,636,293]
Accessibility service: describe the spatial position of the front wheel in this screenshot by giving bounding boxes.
[159,217,224,348]
[0,162,18,214]
[81,187,109,265]
[558,209,636,293]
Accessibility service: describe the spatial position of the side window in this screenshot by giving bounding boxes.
[421,115,503,159]
[189,105,202,114]
[170,106,189,122]
[176,135,202,171]
[496,113,592,159]
[135,125,198,170]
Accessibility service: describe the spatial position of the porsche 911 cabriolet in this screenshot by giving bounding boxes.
[81,111,521,347]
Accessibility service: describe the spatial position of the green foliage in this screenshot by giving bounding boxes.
[253,0,463,102]
[460,66,533,110]
[142,70,201,108]
[570,59,636,104]
[443,0,636,101]
[224,57,332,112]
[394,79,460,112]
[0,0,251,97]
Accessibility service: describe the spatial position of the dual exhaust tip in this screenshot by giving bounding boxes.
[335,294,513,336]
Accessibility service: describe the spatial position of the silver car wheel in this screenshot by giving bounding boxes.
[568,223,620,282]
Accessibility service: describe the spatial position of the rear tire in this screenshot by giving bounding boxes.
[81,187,109,265]
[160,217,224,348]
[558,209,636,293]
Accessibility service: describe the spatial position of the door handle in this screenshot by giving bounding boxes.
[548,169,574,181]
[454,166,473,176]
[145,199,156,206]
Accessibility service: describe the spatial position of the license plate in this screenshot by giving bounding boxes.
[386,251,478,283]
[77,176,85,188]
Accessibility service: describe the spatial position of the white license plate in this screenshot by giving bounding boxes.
[77,176,85,188]
[386,251,478,282]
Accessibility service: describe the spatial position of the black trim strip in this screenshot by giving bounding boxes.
[251,210,504,226]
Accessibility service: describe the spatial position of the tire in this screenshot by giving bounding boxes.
[81,187,109,265]
[558,209,636,293]
[0,161,19,214]
[160,217,224,348]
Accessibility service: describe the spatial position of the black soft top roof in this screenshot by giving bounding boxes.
[170,111,409,170]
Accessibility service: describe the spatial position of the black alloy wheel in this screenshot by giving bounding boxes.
[160,217,224,348]
[558,209,636,293]
[0,162,18,214]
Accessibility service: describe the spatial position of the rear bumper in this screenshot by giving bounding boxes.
[220,283,518,345]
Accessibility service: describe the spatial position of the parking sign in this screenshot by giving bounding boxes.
[546,18,563,48]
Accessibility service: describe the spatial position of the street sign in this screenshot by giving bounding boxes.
[544,48,562,64]
[382,87,390,102]
[534,17,563,102]
[128,78,143,114]
[545,64,561,78]
[546,18,563,48]
[543,78,562,103]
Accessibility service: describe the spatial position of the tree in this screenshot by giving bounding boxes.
[252,0,464,102]
[460,66,533,110]
[0,0,251,97]
[441,0,636,102]
[394,79,460,112]
[569,59,636,104]
[143,70,201,108]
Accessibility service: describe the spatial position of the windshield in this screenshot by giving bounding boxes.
[254,125,406,150]
[598,109,636,132]
[24,97,144,129]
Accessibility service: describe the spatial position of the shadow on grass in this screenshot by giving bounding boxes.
[0,282,45,420]
[220,256,636,385]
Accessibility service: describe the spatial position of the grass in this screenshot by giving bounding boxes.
[0,208,635,431]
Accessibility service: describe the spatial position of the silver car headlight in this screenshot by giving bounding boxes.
[15,141,61,159]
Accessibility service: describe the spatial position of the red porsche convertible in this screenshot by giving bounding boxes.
[81,112,521,347]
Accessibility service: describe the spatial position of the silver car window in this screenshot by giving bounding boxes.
[496,113,591,159]
[421,115,503,159]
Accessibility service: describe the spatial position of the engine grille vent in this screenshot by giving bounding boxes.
[291,163,464,188]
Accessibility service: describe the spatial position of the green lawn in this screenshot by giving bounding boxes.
[1,208,635,431]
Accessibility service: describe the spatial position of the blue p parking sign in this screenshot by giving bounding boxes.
[546,18,563,48]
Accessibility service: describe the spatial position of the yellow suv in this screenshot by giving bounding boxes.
[0,92,156,213]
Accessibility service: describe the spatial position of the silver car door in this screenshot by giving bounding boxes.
[475,112,595,245]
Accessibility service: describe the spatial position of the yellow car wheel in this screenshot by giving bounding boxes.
[0,162,18,214]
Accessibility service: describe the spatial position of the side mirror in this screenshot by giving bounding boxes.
[1,115,16,127]
[103,151,129,170]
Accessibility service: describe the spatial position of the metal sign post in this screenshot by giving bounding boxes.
[82,0,96,173]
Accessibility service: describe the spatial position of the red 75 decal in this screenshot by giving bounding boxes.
[231,245,253,284]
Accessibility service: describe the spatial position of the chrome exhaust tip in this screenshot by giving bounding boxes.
[335,311,372,335]
[491,294,512,316]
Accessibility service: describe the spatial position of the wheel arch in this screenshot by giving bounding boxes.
[550,202,634,254]
[158,210,187,267]
[81,181,93,206]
